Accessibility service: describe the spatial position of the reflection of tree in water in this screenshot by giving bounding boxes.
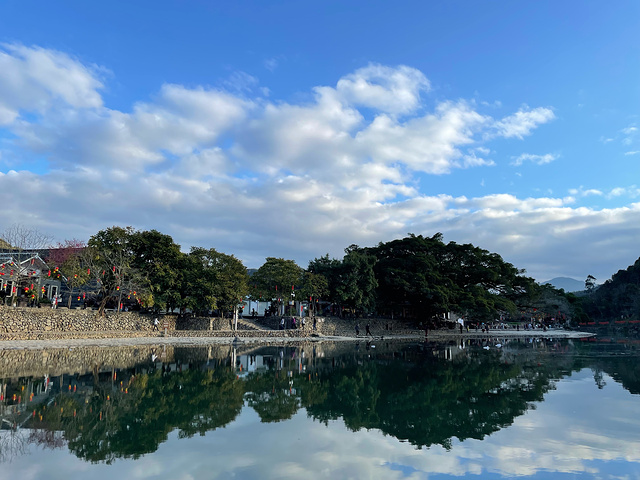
[5,339,638,463]
[0,427,28,463]
[300,349,566,449]
[593,368,607,389]
[572,340,640,395]
[244,372,300,423]
[27,366,244,464]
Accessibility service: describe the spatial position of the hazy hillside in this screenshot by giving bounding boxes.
[583,257,640,320]
[542,277,584,292]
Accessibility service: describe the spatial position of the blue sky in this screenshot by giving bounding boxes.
[0,1,639,281]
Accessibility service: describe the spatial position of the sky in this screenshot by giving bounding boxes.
[0,1,639,282]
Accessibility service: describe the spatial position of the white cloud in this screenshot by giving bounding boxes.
[12,83,251,171]
[624,150,640,156]
[222,71,261,94]
[355,101,489,174]
[492,106,555,139]
[0,43,104,125]
[3,46,639,282]
[335,63,430,115]
[511,153,558,166]
[264,57,279,72]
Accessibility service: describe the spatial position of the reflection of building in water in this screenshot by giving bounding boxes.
[236,354,270,374]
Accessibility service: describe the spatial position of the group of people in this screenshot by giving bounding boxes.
[279,316,306,330]
[278,316,318,331]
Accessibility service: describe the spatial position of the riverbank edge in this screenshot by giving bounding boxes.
[0,329,595,350]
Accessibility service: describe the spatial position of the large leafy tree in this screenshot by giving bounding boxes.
[373,234,452,320]
[335,245,378,316]
[182,247,249,317]
[129,230,183,313]
[250,258,303,315]
[443,241,533,320]
[208,249,249,317]
[86,226,145,316]
[308,254,342,304]
[371,234,535,322]
[298,271,329,317]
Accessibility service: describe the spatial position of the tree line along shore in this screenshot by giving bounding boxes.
[2,224,639,336]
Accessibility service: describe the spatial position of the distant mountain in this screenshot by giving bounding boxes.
[542,277,585,293]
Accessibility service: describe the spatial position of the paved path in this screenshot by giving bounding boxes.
[0,329,594,350]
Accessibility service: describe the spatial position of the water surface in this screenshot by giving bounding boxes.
[0,337,638,479]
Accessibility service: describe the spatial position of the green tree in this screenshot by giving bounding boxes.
[250,258,303,315]
[183,247,249,318]
[129,230,183,313]
[298,271,329,317]
[86,226,145,316]
[373,234,451,320]
[335,245,378,316]
[308,254,342,303]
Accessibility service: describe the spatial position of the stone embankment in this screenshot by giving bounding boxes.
[0,307,241,340]
[0,306,592,347]
[0,306,424,341]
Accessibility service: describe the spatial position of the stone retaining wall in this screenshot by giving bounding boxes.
[0,306,423,340]
[0,306,167,334]
[0,307,237,338]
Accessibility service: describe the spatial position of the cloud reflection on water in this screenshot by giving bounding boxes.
[1,348,639,479]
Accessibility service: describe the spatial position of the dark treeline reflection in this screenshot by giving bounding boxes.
[1,338,638,463]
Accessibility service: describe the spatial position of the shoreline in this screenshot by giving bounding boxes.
[0,328,595,350]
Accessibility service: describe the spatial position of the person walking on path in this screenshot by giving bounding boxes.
[355,323,360,336]
[366,322,372,336]
[153,318,159,331]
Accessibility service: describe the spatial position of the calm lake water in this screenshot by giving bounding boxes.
[0,337,639,479]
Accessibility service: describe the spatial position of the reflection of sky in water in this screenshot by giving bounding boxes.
[2,367,640,479]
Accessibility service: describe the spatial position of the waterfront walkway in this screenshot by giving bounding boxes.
[0,327,594,350]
